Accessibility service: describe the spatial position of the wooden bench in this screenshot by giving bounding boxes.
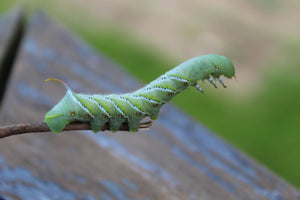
[0,8,299,200]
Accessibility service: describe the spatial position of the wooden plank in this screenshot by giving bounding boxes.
[0,10,299,200]
[0,7,24,104]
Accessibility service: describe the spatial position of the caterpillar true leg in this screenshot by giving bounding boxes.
[195,84,205,94]
[207,76,217,88]
[217,77,227,88]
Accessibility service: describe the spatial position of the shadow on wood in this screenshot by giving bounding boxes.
[0,7,24,105]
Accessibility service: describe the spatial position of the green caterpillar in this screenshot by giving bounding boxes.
[44,54,235,133]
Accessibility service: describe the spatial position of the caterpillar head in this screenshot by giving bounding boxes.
[209,55,235,79]
[201,55,235,89]
[187,54,236,91]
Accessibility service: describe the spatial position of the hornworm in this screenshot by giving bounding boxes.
[44,54,235,133]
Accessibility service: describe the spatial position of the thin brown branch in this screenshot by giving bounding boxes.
[0,121,152,139]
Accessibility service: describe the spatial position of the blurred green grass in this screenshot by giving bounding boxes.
[1,2,300,188]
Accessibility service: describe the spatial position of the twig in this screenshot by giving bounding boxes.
[0,121,152,139]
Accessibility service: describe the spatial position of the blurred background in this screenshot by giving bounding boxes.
[0,0,299,188]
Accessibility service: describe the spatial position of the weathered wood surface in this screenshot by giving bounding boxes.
[0,7,23,104]
[0,10,299,200]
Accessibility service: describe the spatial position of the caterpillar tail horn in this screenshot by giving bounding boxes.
[45,78,72,91]
[44,78,75,133]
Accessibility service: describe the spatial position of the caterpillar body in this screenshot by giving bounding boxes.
[44,54,235,133]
